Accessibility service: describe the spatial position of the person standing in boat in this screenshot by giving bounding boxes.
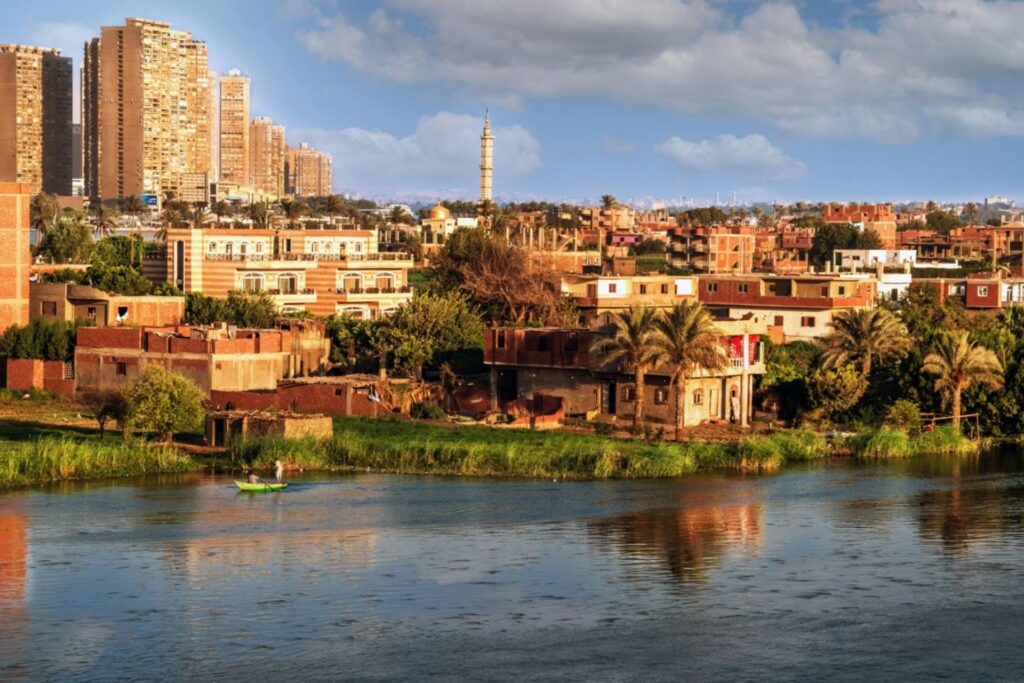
[275,460,284,483]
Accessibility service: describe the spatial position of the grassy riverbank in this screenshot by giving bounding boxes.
[230,417,828,479]
[845,424,978,458]
[0,437,195,489]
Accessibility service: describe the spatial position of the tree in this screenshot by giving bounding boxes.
[245,202,273,229]
[379,292,483,380]
[820,308,909,377]
[855,228,883,249]
[601,195,617,209]
[925,209,963,236]
[321,194,346,225]
[85,264,155,296]
[0,318,80,361]
[35,217,94,264]
[184,291,279,328]
[91,204,118,238]
[30,193,59,238]
[922,330,1003,428]
[633,239,667,255]
[86,390,128,439]
[590,307,661,429]
[387,205,412,225]
[211,200,233,224]
[807,364,868,420]
[651,301,727,440]
[122,195,147,267]
[808,223,858,267]
[123,364,205,443]
[91,235,141,269]
[964,202,979,226]
[280,198,307,229]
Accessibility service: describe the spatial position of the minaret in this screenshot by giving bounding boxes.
[479,109,493,204]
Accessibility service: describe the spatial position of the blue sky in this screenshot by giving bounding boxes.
[3,0,1023,205]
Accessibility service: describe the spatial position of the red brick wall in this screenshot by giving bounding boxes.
[210,382,388,418]
[77,327,144,350]
[0,182,31,330]
[5,359,43,391]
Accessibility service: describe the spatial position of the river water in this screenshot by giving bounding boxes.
[2,453,1024,681]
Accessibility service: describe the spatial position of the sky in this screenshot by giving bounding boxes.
[3,0,1024,206]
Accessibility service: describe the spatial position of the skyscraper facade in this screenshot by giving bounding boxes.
[0,45,72,195]
[249,116,285,196]
[219,69,250,186]
[286,142,332,197]
[83,17,211,202]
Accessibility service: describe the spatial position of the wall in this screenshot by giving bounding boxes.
[0,182,30,330]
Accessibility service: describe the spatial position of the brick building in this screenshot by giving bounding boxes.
[0,182,30,330]
[824,203,898,249]
[560,273,698,324]
[698,273,877,341]
[668,226,756,273]
[484,315,767,427]
[73,321,330,398]
[30,282,184,327]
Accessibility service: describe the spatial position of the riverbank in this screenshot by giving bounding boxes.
[0,437,195,489]
[228,417,829,479]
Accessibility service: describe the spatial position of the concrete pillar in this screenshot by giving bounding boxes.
[489,366,499,412]
[740,334,750,428]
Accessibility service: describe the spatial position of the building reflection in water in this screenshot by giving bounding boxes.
[0,503,29,678]
[587,482,763,583]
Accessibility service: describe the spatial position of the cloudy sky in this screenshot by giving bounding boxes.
[3,0,1023,204]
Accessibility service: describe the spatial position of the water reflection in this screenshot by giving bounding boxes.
[914,466,1024,553]
[588,481,763,583]
[0,500,29,680]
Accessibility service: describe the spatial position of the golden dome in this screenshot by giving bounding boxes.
[428,203,451,220]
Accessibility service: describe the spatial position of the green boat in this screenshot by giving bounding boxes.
[235,480,288,492]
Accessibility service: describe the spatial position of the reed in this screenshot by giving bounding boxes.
[848,424,977,458]
[230,418,825,479]
[0,437,194,488]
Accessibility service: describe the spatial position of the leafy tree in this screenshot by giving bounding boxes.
[85,390,128,439]
[0,318,80,361]
[855,228,883,249]
[820,308,909,377]
[591,307,661,429]
[651,301,727,440]
[35,218,94,264]
[789,214,825,230]
[679,207,728,227]
[85,264,155,296]
[184,291,280,328]
[380,292,483,380]
[885,399,922,433]
[633,238,667,255]
[91,235,142,269]
[808,223,857,267]
[922,330,1003,428]
[123,364,205,443]
[807,364,868,421]
[757,340,820,421]
[925,209,963,236]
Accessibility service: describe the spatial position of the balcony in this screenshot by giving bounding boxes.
[280,252,414,265]
[333,286,414,302]
[266,288,317,303]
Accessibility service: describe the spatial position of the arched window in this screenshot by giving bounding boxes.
[242,273,264,293]
[340,306,367,320]
[310,242,319,253]
[375,272,395,291]
[693,389,704,405]
[341,273,363,293]
[278,273,298,295]
[225,242,233,256]
[240,242,247,256]
[381,306,399,316]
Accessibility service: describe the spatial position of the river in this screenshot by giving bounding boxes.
[2,452,1024,681]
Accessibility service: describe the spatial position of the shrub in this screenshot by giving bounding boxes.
[808,364,867,421]
[123,365,206,442]
[885,400,922,432]
[410,402,447,420]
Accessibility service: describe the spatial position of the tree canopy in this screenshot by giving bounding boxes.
[123,364,206,442]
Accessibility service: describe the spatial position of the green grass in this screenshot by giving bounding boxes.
[0,437,195,489]
[229,418,826,479]
[848,424,977,459]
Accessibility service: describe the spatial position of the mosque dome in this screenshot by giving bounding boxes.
[428,203,451,220]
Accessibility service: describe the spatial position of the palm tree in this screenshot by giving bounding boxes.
[601,194,617,210]
[922,330,1003,428]
[964,202,979,226]
[387,205,410,226]
[211,200,233,224]
[188,206,210,231]
[30,192,59,239]
[820,308,909,377]
[122,194,147,267]
[246,202,270,229]
[590,307,661,429]
[323,194,346,225]
[91,204,118,239]
[280,198,307,230]
[651,301,728,440]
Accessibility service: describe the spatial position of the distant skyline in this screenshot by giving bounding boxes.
[2,0,1023,204]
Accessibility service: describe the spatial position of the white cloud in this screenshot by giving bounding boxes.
[293,0,1024,142]
[292,111,540,194]
[655,134,806,181]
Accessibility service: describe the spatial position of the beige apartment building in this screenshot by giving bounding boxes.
[219,69,250,186]
[0,45,72,195]
[83,17,212,201]
[250,117,285,196]
[286,142,332,197]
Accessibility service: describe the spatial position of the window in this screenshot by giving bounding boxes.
[622,386,636,402]
[639,284,648,295]
[661,284,669,294]
[537,336,551,352]
[496,330,507,349]
[838,285,846,295]
[208,241,217,252]
[256,242,263,253]
[115,362,127,376]
[86,306,97,321]
[608,283,618,294]
[342,273,362,292]
[693,389,703,405]
[654,388,669,405]
[821,286,829,296]
[242,273,264,293]
[41,301,57,316]
[707,282,718,292]
[240,243,247,256]
[311,242,319,253]
[278,274,298,295]
[738,284,749,294]
[801,316,816,327]
[774,315,784,326]
[335,388,344,397]
[978,286,989,297]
